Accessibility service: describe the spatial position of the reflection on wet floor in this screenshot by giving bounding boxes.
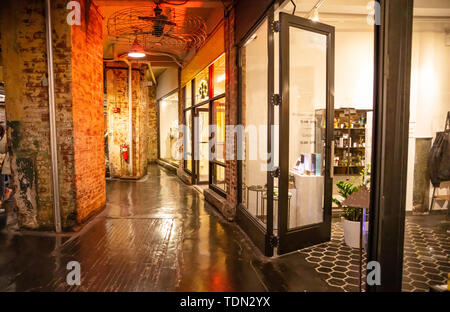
[0,165,338,292]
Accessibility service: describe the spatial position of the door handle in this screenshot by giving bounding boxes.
[330,140,334,178]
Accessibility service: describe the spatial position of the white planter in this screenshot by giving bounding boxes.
[342,218,369,249]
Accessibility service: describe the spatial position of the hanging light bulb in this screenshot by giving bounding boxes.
[128,38,146,58]
[311,8,319,22]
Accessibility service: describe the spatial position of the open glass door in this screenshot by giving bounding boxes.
[277,12,335,254]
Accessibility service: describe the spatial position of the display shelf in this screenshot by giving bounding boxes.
[316,108,372,176]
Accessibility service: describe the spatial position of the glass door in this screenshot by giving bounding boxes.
[277,12,335,254]
[194,103,210,184]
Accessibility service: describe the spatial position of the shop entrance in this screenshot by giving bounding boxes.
[193,103,209,184]
[237,10,336,256]
[276,13,335,254]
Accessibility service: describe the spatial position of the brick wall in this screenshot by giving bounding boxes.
[71,0,105,223]
[1,0,77,229]
[1,0,106,229]
[148,84,158,163]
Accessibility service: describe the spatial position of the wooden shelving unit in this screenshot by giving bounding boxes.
[332,108,371,176]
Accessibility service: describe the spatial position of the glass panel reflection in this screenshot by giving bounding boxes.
[212,164,226,192]
[195,103,209,183]
[288,27,327,229]
[185,109,192,172]
[241,19,268,227]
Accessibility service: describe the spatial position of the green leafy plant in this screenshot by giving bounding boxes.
[333,165,370,222]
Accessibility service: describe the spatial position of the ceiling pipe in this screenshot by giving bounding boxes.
[121,57,134,176]
[44,0,62,233]
[305,0,326,19]
[135,61,157,85]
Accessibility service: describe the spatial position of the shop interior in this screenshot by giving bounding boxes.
[242,0,374,229]
[402,0,449,292]
[240,0,449,291]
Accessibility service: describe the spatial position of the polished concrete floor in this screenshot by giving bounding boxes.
[0,165,339,292]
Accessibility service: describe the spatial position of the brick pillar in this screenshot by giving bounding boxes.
[225,7,238,212]
[1,0,105,229]
[71,0,106,223]
[148,84,158,163]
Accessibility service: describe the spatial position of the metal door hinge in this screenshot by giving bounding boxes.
[270,167,280,178]
[270,235,279,248]
[271,94,281,106]
[272,21,280,32]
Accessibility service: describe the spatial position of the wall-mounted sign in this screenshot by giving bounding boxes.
[198,80,208,99]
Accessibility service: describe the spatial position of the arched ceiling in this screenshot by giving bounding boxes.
[95,0,227,77]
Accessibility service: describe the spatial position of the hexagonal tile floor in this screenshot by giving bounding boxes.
[299,216,449,292]
[402,218,449,292]
[299,221,367,292]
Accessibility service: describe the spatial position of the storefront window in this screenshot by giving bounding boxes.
[241,19,269,226]
[184,109,192,172]
[158,91,179,166]
[212,164,226,192]
[195,67,209,104]
[185,81,192,108]
[187,54,227,193]
[211,97,226,192]
[194,103,210,183]
[212,54,226,97]
[184,83,193,172]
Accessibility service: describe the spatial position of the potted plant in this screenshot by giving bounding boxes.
[333,165,370,248]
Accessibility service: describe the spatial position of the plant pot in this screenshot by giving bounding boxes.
[342,218,368,249]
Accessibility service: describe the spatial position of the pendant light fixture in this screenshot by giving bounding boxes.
[128,38,146,58]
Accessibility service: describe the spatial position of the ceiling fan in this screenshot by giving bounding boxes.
[138,3,177,37]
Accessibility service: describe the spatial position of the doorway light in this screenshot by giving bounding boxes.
[128,38,146,58]
[311,8,319,22]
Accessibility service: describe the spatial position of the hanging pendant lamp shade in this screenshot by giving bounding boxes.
[128,38,146,58]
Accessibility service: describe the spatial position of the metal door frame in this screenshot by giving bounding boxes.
[277,12,335,254]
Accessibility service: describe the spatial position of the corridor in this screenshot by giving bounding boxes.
[0,165,338,292]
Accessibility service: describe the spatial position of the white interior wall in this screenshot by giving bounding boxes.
[159,95,179,160]
[407,29,450,211]
[156,67,178,100]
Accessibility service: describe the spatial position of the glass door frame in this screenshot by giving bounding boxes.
[277,12,335,254]
[183,82,195,176]
[193,102,210,185]
[236,8,276,257]
[185,69,227,191]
